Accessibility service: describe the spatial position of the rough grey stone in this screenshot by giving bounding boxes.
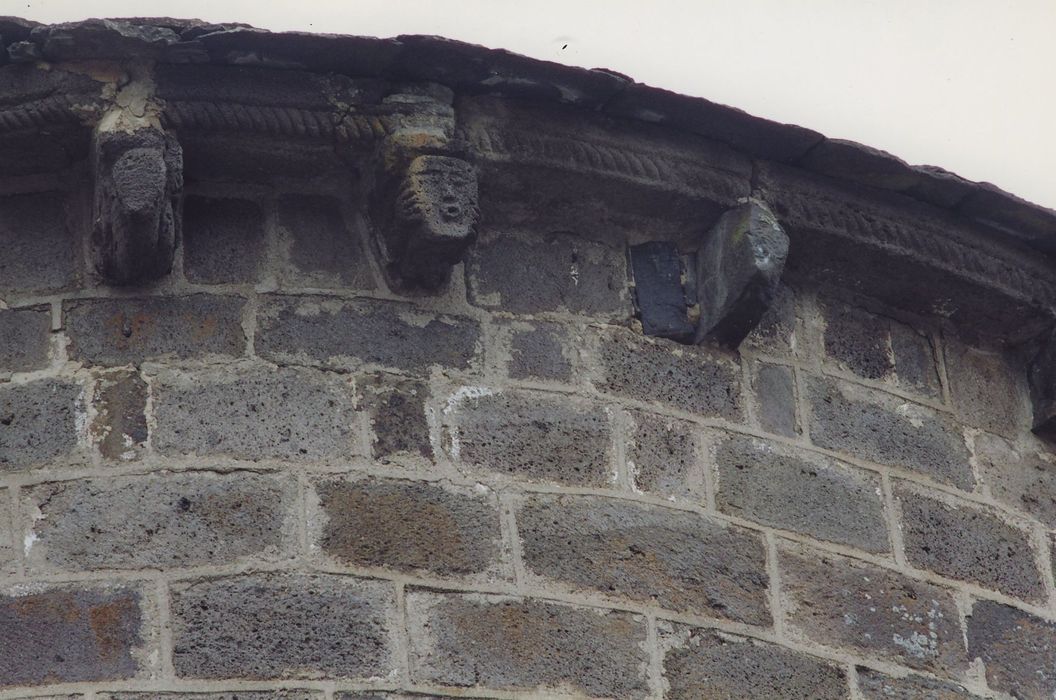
[944,338,1029,437]
[89,370,147,462]
[975,433,1056,527]
[0,585,143,686]
[594,327,742,419]
[628,240,694,341]
[277,194,376,290]
[0,378,81,471]
[715,435,888,552]
[780,548,966,675]
[101,693,322,700]
[508,321,574,382]
[517,493,770,624]
[625,409,703,499]
[183,196,265,284]
[663,626,847,699]
[467,232,630,318]
[257,295,479,375]
[752,361,798,436]
[153,366,357,461]
[741,283,797,357]
[361,375,431,461]
[24,471,296,571]
[857,668,982,699]
[0,192,76,294]
[889,321,942,399]
[896,484,1044,602]
[807,376,973,489]
[967,600,1056,699]
[0,490,13,573]
[0,306,51,373]
[316,477,501,577]
[171,573,397,680]
[448,388,612,486]
[65,295,246,366]
[406,591,649,698]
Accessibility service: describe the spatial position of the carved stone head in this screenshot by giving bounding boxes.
[395,155,478,244]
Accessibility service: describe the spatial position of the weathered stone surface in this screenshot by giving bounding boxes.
[0,490,14,573]
[662,626,847,699]
[447,388,612,486]
[624,409,703,499]
[507,321,574,382]
[65,295,246,366]
[90,125,182,285]
[24,471,296,571]
[183,196,264,284]
[857,668,982,699]
[1027,326,1056,438]
[100,693,322,700]
[0,306,51,373]
[628,241,693,341]
[406,591,649,698]
[171,573,397,680]
[807,376,973,489]
[780,548,966,675]
[594,327,742,419]
[467,232,630,318]
[89,370,147,462]
[257,295,479,374]
[277,195,376,290]
[517,493,769,623]
[715,436,888,552]
[696,201,789,348]
[975,432,1056,527]
[896,483,1044,602]
[0,192,76,294]
[0,585,144,686]
[752,361,798,436]
[153,366,357,461]
[742,283,798,356]
[32,19,180,60]
[0,378,80,471]
[800,139,920,192]
[967,600,1056,699]
[944,338,1029,437]
[361,375,431,461]
[315,477,501,577]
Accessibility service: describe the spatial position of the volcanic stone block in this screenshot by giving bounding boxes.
[0,585,144,686]
[0,378,81,471]
[447,388,612,486]
[807,376,973,489]
[0,192,76,295]
[23,471,296,571]
[594,327,742,419]
[944,338,1029,437]
[967,600,1056,699]
[628,240,693,341]
[406,591,649,698]
[0,490,13,573]
[821,300,894,380]
[0,306,51,373]
[467,232,630,318]
[662,626,847,700]
[974,432,1056,527]
[752,361,798,436]
[152,366,357,461]
[89,370,148,462]
[360,375,432,461]
[715,435,888,552]
[517,493,770,624]
[65,295,246,366]
[857,668,982,699]
[101,693,322,700]
[696,201,789,348]
[624,409,703,499]
[888,321,942,398]
[779,547,966,675]
[896,484,1044,602]
[182,196,265,284]
[257,295,479,374]
[277,194,376,290]
[315,477,502,577]
[507,321,574,382]
[1028,326,1056,437]
[741,283,797,357]
[171,573,397,680]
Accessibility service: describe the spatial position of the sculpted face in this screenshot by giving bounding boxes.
[397,155,479,243]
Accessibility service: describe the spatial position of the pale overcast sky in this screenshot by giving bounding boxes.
[7,0,1055,209]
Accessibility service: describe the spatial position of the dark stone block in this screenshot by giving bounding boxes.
[361,374,431,461]
[277,195,376,290]
[624,409,703,499]
[0,306,51,373]
[507,321,574,382]
[752,362,798,436]
[857,668,982,699]
[628,241,692,340]
[0,378,80,471]
[967,600,1056,699]
[0,192,76,294]
[799,139,921,192]
[183,196,264,284]
[90,370,147,462]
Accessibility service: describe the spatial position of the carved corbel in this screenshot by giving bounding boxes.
[91,123,183,285]
[629,201,789,348]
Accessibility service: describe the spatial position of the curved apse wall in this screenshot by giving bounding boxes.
[2,17,1056,700]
